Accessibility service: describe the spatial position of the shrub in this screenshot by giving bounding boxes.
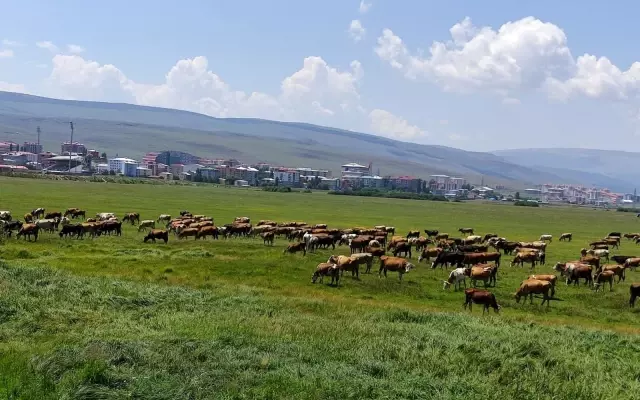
[514,200,539,207]
[328,188,447,202]
[617,207,640,213]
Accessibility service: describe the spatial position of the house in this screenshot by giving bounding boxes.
[360,175,384,188]
[234,179,250,187]
[1,151,37,165]
[108,157,139,177]
[198,167,221,181]
[273,169,300,186]
[429,175,466,194]
[136,166,152,177]
[95,163,110,174]
[341,162,370,178]
[390,176,421,192]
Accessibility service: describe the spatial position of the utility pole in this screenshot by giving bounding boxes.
[69,122,74,173]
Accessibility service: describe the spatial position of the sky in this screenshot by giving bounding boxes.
[2,0,640,151]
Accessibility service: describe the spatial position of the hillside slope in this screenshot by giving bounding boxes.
[0,91,606,189]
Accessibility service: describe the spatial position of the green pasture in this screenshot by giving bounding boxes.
[1,177,640,399]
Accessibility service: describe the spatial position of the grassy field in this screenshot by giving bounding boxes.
[1,177,640,399]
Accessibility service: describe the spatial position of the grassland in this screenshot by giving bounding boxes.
[1,177,640,399]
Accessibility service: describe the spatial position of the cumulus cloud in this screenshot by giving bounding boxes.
[67,44,85,54]
[359,0,372,13]
[348,20,366,42]
[0,81,27,93]
[36,41,59,53]
[2,39,22,47]
[0,49,14,58]
[369,109,426,140]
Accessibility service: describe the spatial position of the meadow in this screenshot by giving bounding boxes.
[1,177,640,399]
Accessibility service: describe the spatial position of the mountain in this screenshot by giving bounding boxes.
[493,148,639,193]
[0,91,606,189]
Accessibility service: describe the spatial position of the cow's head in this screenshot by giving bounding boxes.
[405,263,415,272]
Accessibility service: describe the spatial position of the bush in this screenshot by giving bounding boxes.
[302,189,312,194]
[328,188,447,202]
[262,186,292,193]
[514,200,539,207]
[617,207,640,213]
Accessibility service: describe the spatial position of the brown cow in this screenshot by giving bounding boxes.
[378,256,414,281]
[458,227,474,236]
[123,212,140,225]
[593,270,615,292]
[328,255,361,278]
[435,233,449,241]
[16,223,39,241]
[462,252,501,267]
[311,263,340,285]
[392,242,412,258]
[554,262,593,286]
[463,288,500,314]
[144,229,169,244]
[178,228,199,240]
[283,242,306,256]
[596,264,625,283]
[364,246,386,259]
[624,257,640,271]
[515,279,552,307]
[630,283,640,307]
[196,226,219,240]
[511,251,539,269]
[464,264,497,287]
[258,220,277,226]
[579,254,600,269]
[418,247,442,263]
[528,274,557,296]
[261,231,275,246]
[23,213,33,223]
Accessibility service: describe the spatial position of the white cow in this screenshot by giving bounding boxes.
[465,235,482,244]
[138,220,156,232]
[96,212,115,221]
[539,234,553,242]
[35,218,58,233]
[157,214,172,223]
[587,249,610,261]
[443,268,467,291]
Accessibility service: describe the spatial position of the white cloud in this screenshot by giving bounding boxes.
[0,81,27,93]
[0,49,14,58]
[369,109,427,140]
[67,44,85,54]
[2,39,22,47]
[359,0,372,13]
[36,63,48,69]
[36,41,59,53]
[348,20,366,42]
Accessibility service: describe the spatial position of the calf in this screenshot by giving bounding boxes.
[311,263,340,285]
[442,267,467,291]
[144,229,169,244]
[515,279,552,307]
[463,289,500,314]
[283,242,306,256]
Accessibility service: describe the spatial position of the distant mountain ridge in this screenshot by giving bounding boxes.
[0,91,632,191]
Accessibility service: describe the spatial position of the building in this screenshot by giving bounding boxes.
[341,162,371,178]
[108,157,139,177]
[296,167,331,178]
[234,179,250,187]
[136,166,152,177]
[95,163,110,174]
[198,167,222,181]
[429,175,466,194]
[273,169,300,186]
[22,142,43,155]
[1,151,37,165]
[360,175,384,188]
[390,176,421,192]
[61,141,88,156]
[0,141,18,153]
[169,164,184,176]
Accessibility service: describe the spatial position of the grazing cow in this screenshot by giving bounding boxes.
[392,242,412,258]
[408,237,431,251]
[196,226,219,240]
[350,253,374,274]
[365,246,386,258]
[311,263,340,285]
[78,223,99,239]
[261,231,275,246]
[328,255,361,278]
[178,228,199,240]
[464,264,497,287]
[418,247,442,263]
[630,284,640,307]
[67,209,86,219]
[494,240,519,255]
[137,220,156,232]
[462,252,501,267]
[511,251,540,269]
[378,256,414,282]
[463,289,500,314]
[98,221,122,236]
[16,223,39,241]
[95,212,115,221]
[283,242,306,256]
[515,279,552,307]
[144,229,169,244]
[0,211,12,222]
[1,220,22,237]
[624,257,640,271]
[483,233,498,242]
[579,254,601,269]
[624,233,640,240]
[258,220,277,227]
[349,238,369,254]
[442,267,467,291]
[45,211,62,220]
[35,218,59,233]
[431,251,464,269]
[603,237,620,248]
[528,274,557,297]
[59,223,83,239]
[559,233,572,242]
[595,265,625,284]
[234,217,250,223]
[424,230,439,238]
[612,255,635,265]
[593,270,615,292]
[517,241,547,251]
[157,214,172,224]
[463,235,483,245]
[385,226,396,235]
[406,230,420,239]
[31,208,45,219]
[458,228,474,236]
[539,234,553,242]
[435,233,449,241]
[123,212,140,225]
[554,262,593,286]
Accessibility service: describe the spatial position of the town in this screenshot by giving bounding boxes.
[0,134,636,206]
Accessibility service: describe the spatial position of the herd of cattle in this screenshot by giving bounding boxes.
[1,208,640,313]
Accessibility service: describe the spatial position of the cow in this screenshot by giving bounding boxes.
[630,283,640,307]
[23,213,33,223]
[608,232,621,239]
[99,220,122,236]
[283,242,306,256]
[234,217,250,223]
[177,228,199,240]
[554,262,593,286]
[406,230,420,239]
[365,246,386,259]
[123,212,140,225]
[418,247,442,263]
[311,263,340,285]
[96,212,115,221]
[494,240,519,255]
[79,222,100,239]
[463,289,500,314]
[144,229,169,244]
[35,218,59,233]
[624,257,640,271]
[584,249,609,261]
[463,235,483,245]
[65,209,86,219]
[435,233,449,241]
[612,255,635,265]
[515,279,552,307]
[0,211,12,221]
[424,230,439,238]
[45,211,62,220]
[1,220,22,237]
[59,223,83,239]
[378,256,414,282]
[528,274,557,297]
[511,251,539,269]
[593,270,615,292]
[196,226,219,240]
[517,241,547,251]
[384,226,396,235]
[624,233,640,240]
[261,231,275,246]
[31,208,45,219]
[483,233,498,242]
[462,252,501,267]
[539,234,552,242]
[328,255,361,278]
[16,223,39,241]
[137,220,156,232]
[392,242,412,258]
[350,253,374,274]
[180,210,192,217]
[559,233,572,242]
[408,237,431,251]
[603,237,620,248]
[157,214,172,224]
[442,268,467,291]
[464,264,497,287]
[458,228,474,236]
[579,254,600,269]
[431,251,464,269]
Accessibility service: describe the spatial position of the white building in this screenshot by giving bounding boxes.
[429,175,467,194]
[108,157,139,177]
[341,162,370,178]
[274,169,300,186]
[136,166,152,177]
[95,163,110,174]
[360,175,384,188]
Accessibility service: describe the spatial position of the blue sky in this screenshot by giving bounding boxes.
[2,0,640,151]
